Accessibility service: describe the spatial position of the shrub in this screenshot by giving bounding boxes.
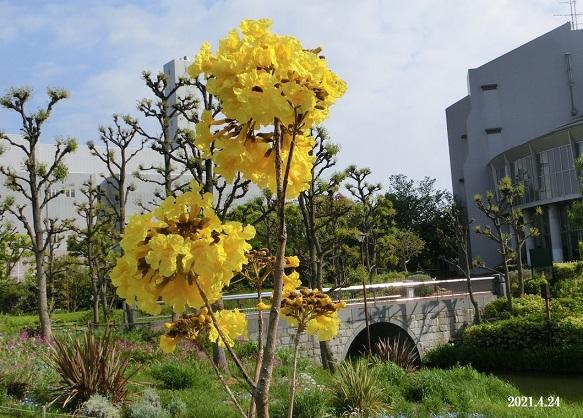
[462,315,583,349]
[483,294,545,319]
[424,342,583,373]
[552,261,583,282]
[46,332,136,409]
[524,273,548,296]
[150,362,198,389]
[293,389,331,418]
[167,397,187,418]
[331,359,387,417]
[127,388,170,418]
[553,277,583,298]
[374,359,408,388]
[80,394,121,418]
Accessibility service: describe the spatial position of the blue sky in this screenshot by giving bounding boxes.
[0,0,569,190]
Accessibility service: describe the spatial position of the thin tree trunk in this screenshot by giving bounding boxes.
[255,120,287,418]
[287,326,303,418]
[502,252,513,313]
[212,299,228,371]
[249,301,265,418]
[92,280,100,325]
[517,244,525,297]
[316,255,336,372]
[463,252,481,323]
[35,250,52,340]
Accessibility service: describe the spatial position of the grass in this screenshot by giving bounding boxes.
[2,326,583,418]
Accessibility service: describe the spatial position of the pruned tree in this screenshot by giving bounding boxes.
[0,87,77,339]
[0,219,31,282]
[439,202,481,322]
[69,178,117,324]
[88,114,145,327]
[344,166,383,272]
[507,202,541,297]
[128,71,196,205]
[474,176,522,312]
[297,127,347,371]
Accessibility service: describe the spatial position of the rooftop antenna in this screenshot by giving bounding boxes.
[555,0,581,30]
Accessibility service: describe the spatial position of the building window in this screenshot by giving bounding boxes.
[537,144,578,200]
[481,83,498,91]
[64,184,76,198]
[512,155,537,203]
[485,127,502,134]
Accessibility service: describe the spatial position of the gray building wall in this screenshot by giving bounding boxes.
[447,23,583,268]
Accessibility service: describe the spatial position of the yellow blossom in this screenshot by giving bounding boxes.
[306,311,340,341]
[208,309,249,347]
[159,335,177,353]
[257,301,271,311]
[110,181,255,314]
[285,256,300,268]
[283,271,301,291]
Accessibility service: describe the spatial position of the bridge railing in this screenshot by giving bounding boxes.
[222,276,499,311]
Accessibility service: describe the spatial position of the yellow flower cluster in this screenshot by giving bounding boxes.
[280,288,346,341]
[110,182,255,315]
[160,307,248,353]
[193,112,316,198]
[188,19,346,199]
[189,19,346,128]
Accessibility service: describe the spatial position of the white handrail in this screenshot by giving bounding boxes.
[222,276,497,302]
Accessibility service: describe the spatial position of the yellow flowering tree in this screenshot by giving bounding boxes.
[111,18,345,418]
[189,18,345,417]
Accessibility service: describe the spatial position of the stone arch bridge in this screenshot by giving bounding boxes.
[225,276,501,363]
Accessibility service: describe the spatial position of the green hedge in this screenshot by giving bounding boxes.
[483,294,583,320]
[462,315,583,350]
[424,343,583,374]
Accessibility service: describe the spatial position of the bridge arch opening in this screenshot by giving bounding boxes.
[345,322,420,366]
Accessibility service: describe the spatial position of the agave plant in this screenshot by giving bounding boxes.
[45,331,136,408]
[375,335,420,373]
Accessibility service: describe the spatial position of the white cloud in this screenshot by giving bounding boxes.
[0,0,572,191]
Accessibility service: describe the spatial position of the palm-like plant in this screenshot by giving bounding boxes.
[375,335,420,373]
[46,331,136,408]
[332,359,387,417]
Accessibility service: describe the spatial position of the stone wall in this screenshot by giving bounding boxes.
[246,292,497,364]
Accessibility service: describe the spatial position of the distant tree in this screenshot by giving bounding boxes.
[69,178,117,324]
[0,218,32,314]
[0,220,30,281]
[386,174,452,272]
[0,87,77,339]
[439,203,481,322]
[392,229,425,273]
[344,166,383,272]
[88,114,144,327]
[50,255,92,312]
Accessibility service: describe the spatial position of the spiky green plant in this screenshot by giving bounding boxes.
[332,359,387,417]
[375,335,419,373]
[46,332,136,408]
